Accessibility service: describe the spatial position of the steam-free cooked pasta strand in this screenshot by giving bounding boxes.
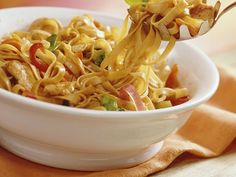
[0,0,218,111]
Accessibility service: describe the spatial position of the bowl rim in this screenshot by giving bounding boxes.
[0,6,123,20]
[0,6,220,119]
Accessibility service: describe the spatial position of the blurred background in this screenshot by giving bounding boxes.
[0,0,236,71]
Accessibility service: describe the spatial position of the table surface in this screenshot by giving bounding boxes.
[1,0,236,176]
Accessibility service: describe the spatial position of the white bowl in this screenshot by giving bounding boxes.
[0,7,219,171]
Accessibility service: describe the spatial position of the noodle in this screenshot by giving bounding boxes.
[0,0,218,111]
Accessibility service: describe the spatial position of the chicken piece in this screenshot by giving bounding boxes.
[0,67,11,90]
[190,4,214,21]
[44,82,75,96]
[6,61,36,90]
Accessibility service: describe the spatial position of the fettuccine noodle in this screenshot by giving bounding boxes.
[0,0,218,111]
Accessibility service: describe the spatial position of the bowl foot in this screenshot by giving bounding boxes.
[0,128,163,171]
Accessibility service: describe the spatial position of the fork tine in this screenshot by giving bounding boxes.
[214,1,236,26]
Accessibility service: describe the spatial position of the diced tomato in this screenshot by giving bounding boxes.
[22,90,37,99]
[64,65,74,75]
[29,43,49,73]
[166,64,179,88]
[119,84,145,111]
[169,96,189,106]
[119,88,130,101]
[77,52,83,59]
[63,69,74,82]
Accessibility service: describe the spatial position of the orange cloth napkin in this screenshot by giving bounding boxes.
[0,67,236,177]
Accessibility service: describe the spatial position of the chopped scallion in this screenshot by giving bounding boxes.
[47,34,58,52]
[101,95,119,111]
[93,50,106,66]
[155,101,172,109]
[125,0,148,6]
